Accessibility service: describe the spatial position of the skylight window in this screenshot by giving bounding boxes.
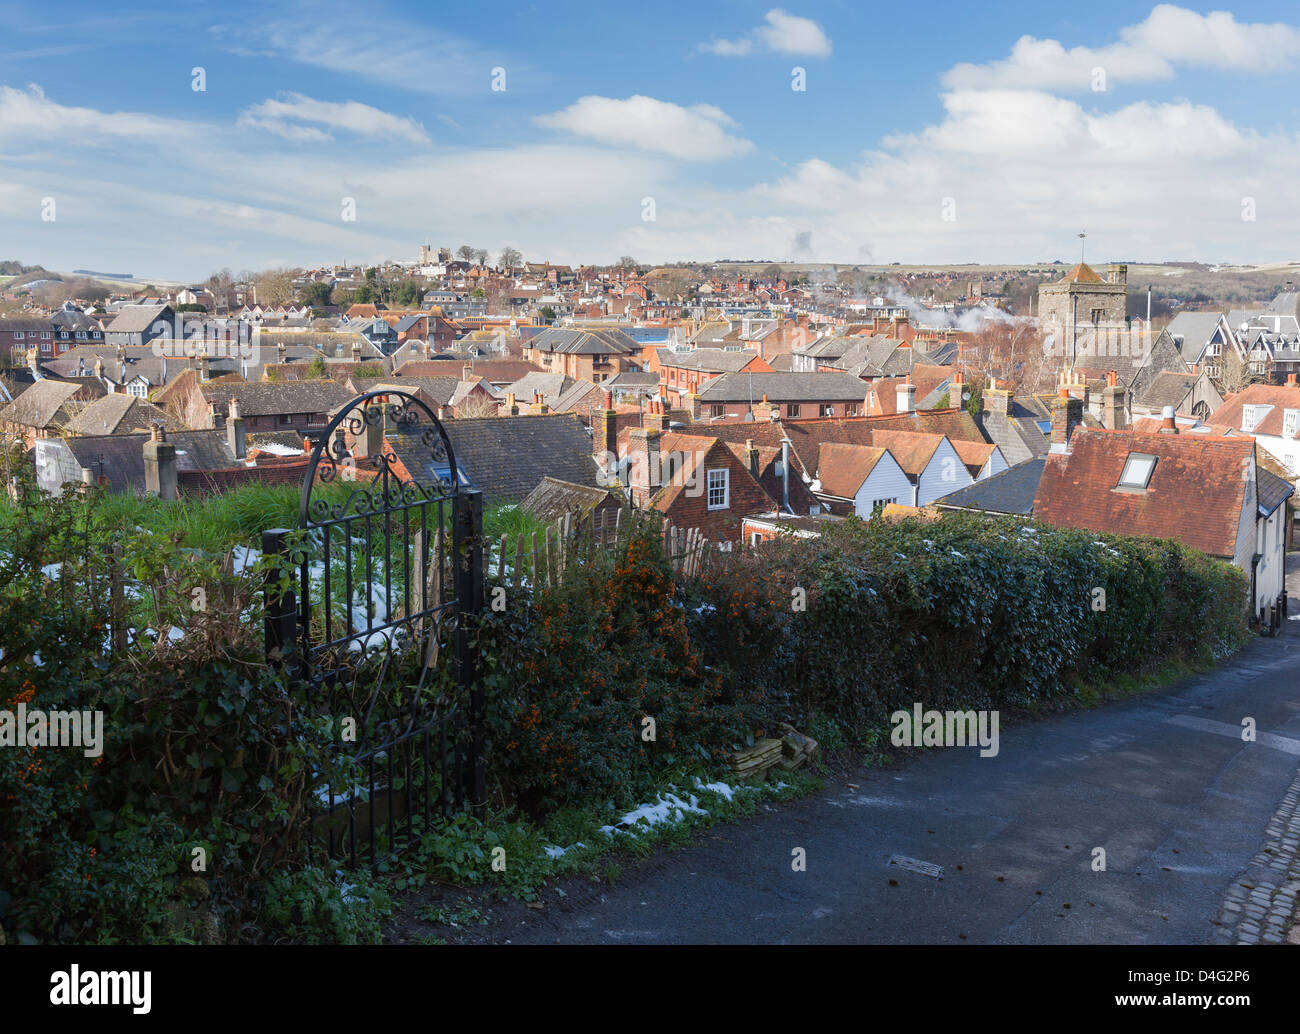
[1118,453,1156,489]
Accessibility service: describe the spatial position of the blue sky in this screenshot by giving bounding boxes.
[2,1,1299,280]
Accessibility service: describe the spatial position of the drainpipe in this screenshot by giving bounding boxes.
[781,436,791,515]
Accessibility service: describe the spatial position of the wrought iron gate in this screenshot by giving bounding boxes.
[263,391,484,868]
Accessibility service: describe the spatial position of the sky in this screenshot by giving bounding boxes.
[2,1,1299,282]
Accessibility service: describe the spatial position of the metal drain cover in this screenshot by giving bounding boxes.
[889,854,944,879]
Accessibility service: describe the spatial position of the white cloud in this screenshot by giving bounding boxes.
[238,93,430,144]
[945,4,1300,91]
[210,8,503,95]
[702,8,831,58]
[0,83,193,144]
[535,95,753,161]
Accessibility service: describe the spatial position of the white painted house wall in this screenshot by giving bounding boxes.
[916,437,975,506]
[1255,502,1287,615]
[977,446,1009,480]
[854,451,912,515]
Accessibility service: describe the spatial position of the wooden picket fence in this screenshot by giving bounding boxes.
[483,507,715,590]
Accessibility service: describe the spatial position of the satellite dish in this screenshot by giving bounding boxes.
[962,391,971,401]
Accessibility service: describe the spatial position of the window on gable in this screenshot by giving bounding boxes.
[1118,453,1157,489]
[706,468,729,510]
[1242,404,1270,432]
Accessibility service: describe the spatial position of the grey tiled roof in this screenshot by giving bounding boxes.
[529,328,638,356]
[936,458,1046,515]
[200,381,358,417]
[697,371,869,402]
[1257,467,1294,517]
[386,412,599,503]
[655,347,759,372]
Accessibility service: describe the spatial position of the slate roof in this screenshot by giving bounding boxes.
[0,378,82,428]
[55,430,241,494]
[935,458,1046,515]
[200,381,358,417]
[1137,370,1198,410]
[63,394,179,436]
[504,372,576,406]
[528,327,639,356]
[520,477,617,522]
[655,347,760,372]
[104,304,172,334]
[697,372,870,403]
[1257,467,1294,517]
[1165,312,1228,361]
[350,377,460,406]
[1034,428,1255,557]
[385,412,598,503]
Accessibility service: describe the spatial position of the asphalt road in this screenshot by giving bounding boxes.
[480,557,1300,945]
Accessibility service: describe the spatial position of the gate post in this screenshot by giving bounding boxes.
[452,489,486,815]
[262,528,299,670]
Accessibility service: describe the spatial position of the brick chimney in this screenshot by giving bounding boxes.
[354,402,385,458]
[742,437,760,478]
[505,391,519,416]
[753,394,779,422]
[653,399,671,432]
[1102,370,1126,430]
[686,392,701,420]
[462,363,473,381]
[627,427,662,504]
[351,340,361,363]
[1049,387,1083,452]
[227,398,246,460]
[1158,404,1178,434]
[597,394,618,470]
[1288,373,1297,386]
[949,371,964,408]
[985,382,1012,418]
[277,342,286,365]
[143,422,178,500]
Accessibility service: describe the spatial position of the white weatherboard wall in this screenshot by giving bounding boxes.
[1255,502,1287,614]
[978,446,1008,480]
[854,451,912,515]
[916,437,975,506]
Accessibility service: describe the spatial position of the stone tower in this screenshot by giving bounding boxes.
[1037,262,1128,362]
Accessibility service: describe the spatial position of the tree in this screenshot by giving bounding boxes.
[539,305,556,323]
[253,267,296,307]
[391,279,422,307]
[457,245,475,263]
[456,394,500,419]
[762,264,784,281]
[354,284,376,304]
[474,249,488,266]
[299,282,333,309]
[499,247,522,270]
[617,256,638,270]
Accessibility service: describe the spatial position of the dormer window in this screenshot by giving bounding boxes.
[1285,409,1299,438]
[1118,453,1157,489]
[1241,404,1271,432]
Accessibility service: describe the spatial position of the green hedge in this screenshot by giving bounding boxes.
[0,473,1249,943]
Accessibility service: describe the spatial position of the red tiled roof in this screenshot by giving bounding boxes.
[816,442,890,498]
[1033,428,1254,558]
[1058,262,1104,284]
[1208,383,1300,437]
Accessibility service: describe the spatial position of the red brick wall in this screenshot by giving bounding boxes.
[662,441,774,542]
